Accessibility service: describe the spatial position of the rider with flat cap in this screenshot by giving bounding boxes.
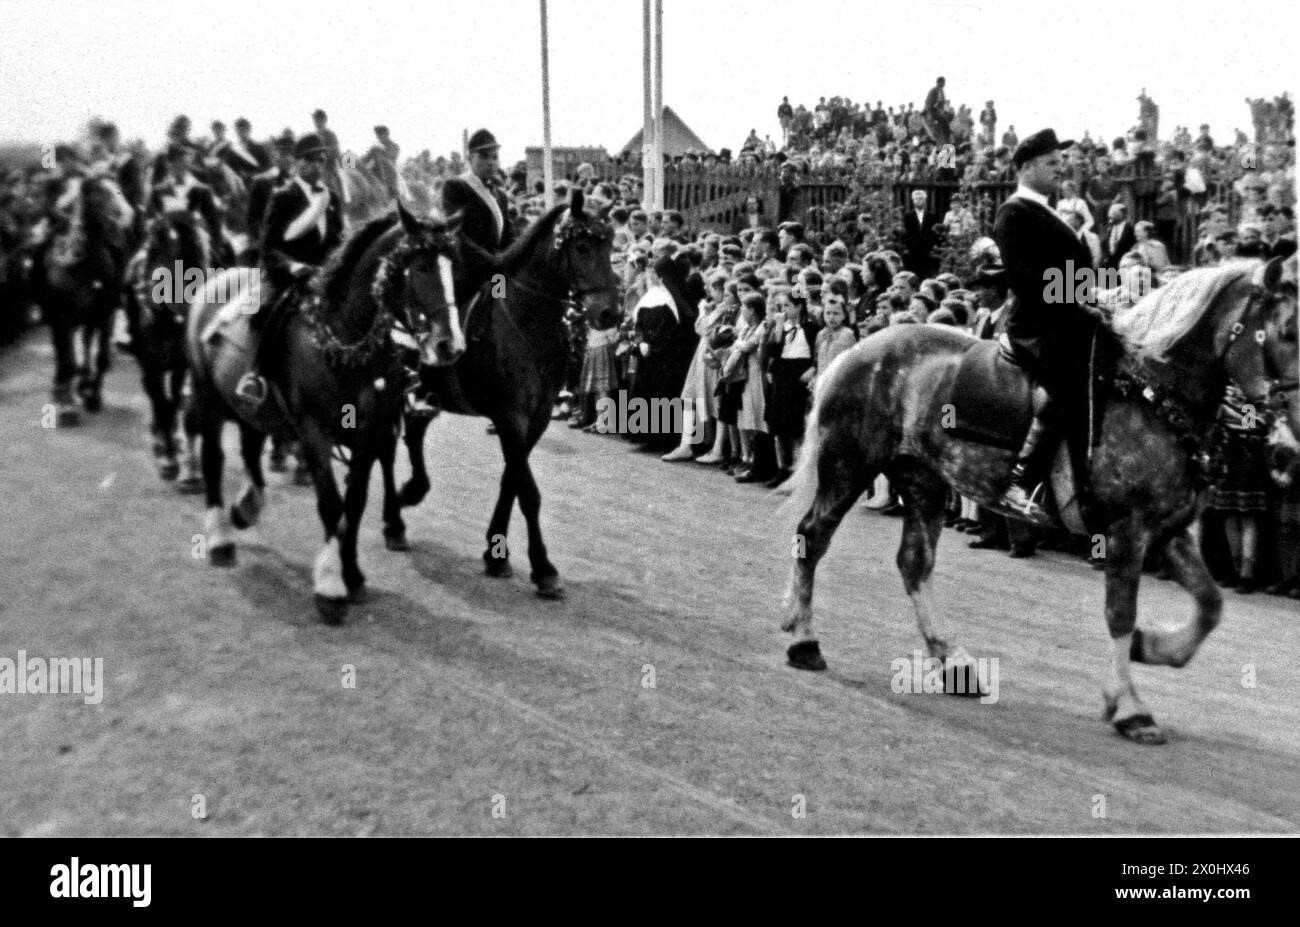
[994,128,1102,521]
[441,128,516,295]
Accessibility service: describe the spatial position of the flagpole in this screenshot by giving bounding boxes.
[540,0,554,209]
[652,0,664,213]
[642,0,654,212]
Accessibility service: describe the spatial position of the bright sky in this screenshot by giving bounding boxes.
[0,0,1294,161]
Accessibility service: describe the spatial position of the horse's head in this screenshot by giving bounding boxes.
[551,188,619,324]
[1226,254,1299,466]
[380,200,464,366]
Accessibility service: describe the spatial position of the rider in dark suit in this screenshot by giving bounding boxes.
[993,129,1102,521]
[235,133,344,407]
[440,128,516,299]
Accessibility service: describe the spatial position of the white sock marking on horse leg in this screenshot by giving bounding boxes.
[204,506,234,549]
[438,256,464,354]
[313,537,347,600]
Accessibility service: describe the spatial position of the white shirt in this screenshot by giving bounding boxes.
[1014,184,1074,233]
[780,321,812,359]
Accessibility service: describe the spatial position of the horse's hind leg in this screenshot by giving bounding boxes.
[140,360,177,480]
[1134,526,1222,668]
[296,419,348,622]
[894,462,985,696]
[177,389,204,493]
[483,461,517,579]
[1101,513,1166,744]
[782,455,871,671]
[339,446,378,597]
[230,422,267,530]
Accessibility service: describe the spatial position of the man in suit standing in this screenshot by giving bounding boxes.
[902,189,939,278]
[235,133,344,407]
[441,128,516,300]
[1099,202,1136,270]
[994,129,1102,521]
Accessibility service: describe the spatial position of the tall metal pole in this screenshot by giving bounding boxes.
[642,0,654,212]
[652,0,664,212]
[540,0,554,209]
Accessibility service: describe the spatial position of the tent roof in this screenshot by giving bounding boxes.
[619,106,712,157]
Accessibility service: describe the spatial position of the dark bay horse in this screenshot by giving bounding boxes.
[127,212,208,486]
[39,176,131,425]
[783,256,1299,744]
[185,202,464,622]
[394,190,619,598]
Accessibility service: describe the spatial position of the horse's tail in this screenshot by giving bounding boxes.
[781,345,855,524]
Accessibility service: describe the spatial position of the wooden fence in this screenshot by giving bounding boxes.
[539,155,1243,264]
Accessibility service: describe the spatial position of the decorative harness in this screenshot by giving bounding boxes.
[301,225,456,369]
[1110,282,1297,484]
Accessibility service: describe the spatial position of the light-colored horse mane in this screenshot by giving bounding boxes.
[1110,260,1263,362]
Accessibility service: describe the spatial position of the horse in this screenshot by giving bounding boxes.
[394,189,620,598]
[38,176,130,424]
[126,211,209,487]
[185,201,464,622]
[781,255,1299,745]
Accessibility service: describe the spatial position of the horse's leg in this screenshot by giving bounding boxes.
[140,359,178,480]
[1135,527,1223,668]
[483,451,518,579]
[47,303,80,426]
[397,411,432,506]
[1101,512,1165,744]
[177,389,204,494]
[297,419,348,622]
[378,431,409,551]
[894,463,985,695]
[781,449,872,671]
[339,445,377,598]
[199,402,235,567]
[231,421,267,530]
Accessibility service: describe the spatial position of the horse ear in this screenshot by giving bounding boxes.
[570,187,586,218]
[396,198,420,235]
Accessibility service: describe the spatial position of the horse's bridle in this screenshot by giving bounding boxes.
[1222,286,1298,428]
[374,228,458,352]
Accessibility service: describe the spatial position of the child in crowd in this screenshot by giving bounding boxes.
[764,285,819,489]
[810,291,856,390]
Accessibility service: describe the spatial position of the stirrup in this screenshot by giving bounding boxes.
[406,392,440,420]
[235,372,267,407]
[998,483,1051,524]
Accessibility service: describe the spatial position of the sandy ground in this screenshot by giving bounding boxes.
[2,331,1297,836]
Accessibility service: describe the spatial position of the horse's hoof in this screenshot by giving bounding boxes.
[157,458,180,481]
[384,531,410,552]
[484,557,513,579]
[346,581,367,603]
[230,505,251,531]
[293,467,313,487]
[1113,713,1166,745]
[208,543,237,568]
[534,575,565,599]
[82,394,102,413]
[176,476,204,495]
[944,660,986,697]
[56,407,81,428]
[397,478,429,507]
[787,640,827,672]
[315,595,348,625]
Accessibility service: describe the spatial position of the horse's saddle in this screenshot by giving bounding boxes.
[951,331,1119,535]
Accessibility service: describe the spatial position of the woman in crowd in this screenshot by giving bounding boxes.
[663,270,729,461]
[1130,220,1170,273]
[1204,382,1273,593]
[729,292,770,483]
[763,285,819,489]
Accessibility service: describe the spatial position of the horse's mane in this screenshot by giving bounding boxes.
[316,211,399,303]
[1110,261,1261,362]
[495,202,569,277]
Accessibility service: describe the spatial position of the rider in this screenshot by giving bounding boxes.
[235,133,343,408]
[117,142,224,355]
[26,144,86,305]
[441,128,516,294]
[994,128,1102,522]
[242,130,297,265]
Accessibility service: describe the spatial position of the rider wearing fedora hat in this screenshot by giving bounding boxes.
[994,128,1103,522]
[236,132,343,407]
